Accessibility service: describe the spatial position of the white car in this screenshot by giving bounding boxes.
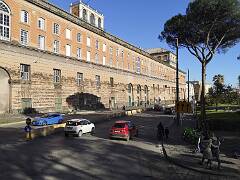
[64,119,95,137]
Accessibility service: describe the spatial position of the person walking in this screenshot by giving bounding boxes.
[200,135,213,169]
[157,122,164,141]
[164,127,169,140]
[212,136,221,170]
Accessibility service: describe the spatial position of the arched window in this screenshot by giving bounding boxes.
[144,85,149,104]
[82,9,87,21]
[128,83,133,94]
[90,13,95,25]
[98,18,101,28]
[0,1,10,41]
[137,85,141,94]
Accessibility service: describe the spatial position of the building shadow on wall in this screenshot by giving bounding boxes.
[66,92,105,111]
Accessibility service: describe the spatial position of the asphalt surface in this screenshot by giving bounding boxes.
[0,112,233,180]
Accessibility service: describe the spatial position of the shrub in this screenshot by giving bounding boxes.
[22,107,37,115]
[182,128,200,145]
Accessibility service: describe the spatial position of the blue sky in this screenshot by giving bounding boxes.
[49,0,240,86]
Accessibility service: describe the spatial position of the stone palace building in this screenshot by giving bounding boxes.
[0,0,186,113]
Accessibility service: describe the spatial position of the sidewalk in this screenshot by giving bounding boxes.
[162,115,240,179]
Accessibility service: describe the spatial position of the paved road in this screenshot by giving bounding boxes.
[0,112,234,180]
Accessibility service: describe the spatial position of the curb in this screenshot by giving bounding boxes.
[0,120,25,127]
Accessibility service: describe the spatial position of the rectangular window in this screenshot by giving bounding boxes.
[53,23,60,35]
[53,69,61,83]
[116,48,119,57]
[103,56,106,65]
[77,72,83,86]
[109,46,113,55]
[21,10,28,23]
[38,17,45,30]
[53,40,59,54]
[95,75,100,88]
[95,53,98,63]
[20,64,30,80]
[77,33,81,42]
[66,29,71,39]
[87,37,91,47]
[110,77,114,87]
[121,50,124,59]
[109,58,113,67]
[38,35,45,50]
[96,40,99,49]
[87,51,91,62]
[20,29,28,46]
[103,43,106,52]
[77,48,81,59]
[65,44,71,57]
[0,14,10,40]
[136,57,141,73]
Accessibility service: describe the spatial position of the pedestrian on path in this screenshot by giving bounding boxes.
[164,127,169,140]
[157,122,164,141]
[211,136,221,170]
[200,135,213,169]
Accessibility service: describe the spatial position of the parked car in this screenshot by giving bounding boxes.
[32,113,63,126]
[109,120,138,141]
[64,119,95,137]
[164,107,175,115]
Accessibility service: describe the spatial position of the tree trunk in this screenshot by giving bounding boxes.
[200,62,208,135]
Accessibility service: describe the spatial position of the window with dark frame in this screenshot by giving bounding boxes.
[53,69,61,83]
[77,33,81,42]
[77,72,83,86]
[95,75,100,88]
[20,64,30,81]
[110,77,114,87]
[21,10,28,23]
[53,40,59,54]
[77,48,81,59]
[38,17,45,30]
[20,29,28,46]
[53,23,60,35]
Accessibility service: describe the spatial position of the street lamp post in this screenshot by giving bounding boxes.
[175,38,180,126]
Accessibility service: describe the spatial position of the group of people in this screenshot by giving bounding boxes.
[157,122,169,141]
[197,133,222,170]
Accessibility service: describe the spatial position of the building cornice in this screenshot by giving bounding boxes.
[24,0,185,75]
[0,40,186,86]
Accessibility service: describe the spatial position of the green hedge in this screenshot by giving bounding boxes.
[182,128,200,144]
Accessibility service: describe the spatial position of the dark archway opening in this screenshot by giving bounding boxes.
[66,92,105,111]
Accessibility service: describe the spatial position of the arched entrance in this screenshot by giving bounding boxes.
[136,85,141,106]
[144,85,149,106]
[128,83,134,107]
[0,67,11,113]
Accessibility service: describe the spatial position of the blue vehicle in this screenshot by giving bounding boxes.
[32,113,63,126]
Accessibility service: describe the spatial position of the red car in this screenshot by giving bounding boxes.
[109,120,138,141]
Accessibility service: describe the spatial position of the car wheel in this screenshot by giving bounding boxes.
[126,134,130,141]
[78,130,83,137]
[91,127,95,135]
[65,133,69,137]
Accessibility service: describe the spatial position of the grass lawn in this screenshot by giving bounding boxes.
[207,111,240,120]
[206,111,240,131]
